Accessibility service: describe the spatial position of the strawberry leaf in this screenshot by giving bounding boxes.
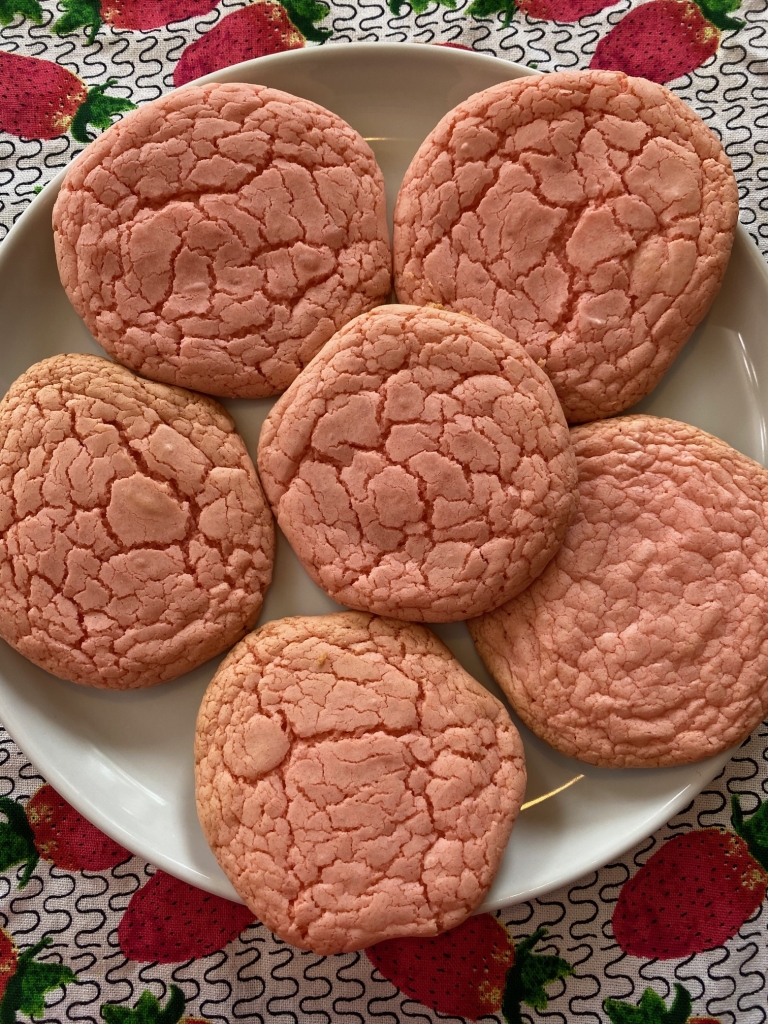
[52,0,102,43]
[101,1009,136,1024]
[604,984,692,1024]
[695,0,744,30]
[0,832,32,876]
[0,797,38,888]
[466,0,516,24]
[414,0,455,12]
[0,937,76,1024]
[518,952,574,1011]
[639,989,668,1018]
[388,0,457,13]
[17,962,76,1018]
[0,0,42,26]
[157,987,185,1024]
[604,1000,642,1024]
[102,986,186,1024]
[279,0,331,41]
[70,80,136,144]
[732,794,768,873]
[664,984,693,1024]
[501,927,573,1024]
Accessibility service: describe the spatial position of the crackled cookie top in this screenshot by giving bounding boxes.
[257,305,578,622]
[0,354,274,689]
[394,70,738,423]
[53,82,391,399]
[470,415,768,768]
[195,612,526,954]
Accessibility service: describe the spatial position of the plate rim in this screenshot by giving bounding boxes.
[0,41,754,905]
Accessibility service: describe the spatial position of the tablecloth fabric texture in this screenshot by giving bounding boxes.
[1,5,768,1022]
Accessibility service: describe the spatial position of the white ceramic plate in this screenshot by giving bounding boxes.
[0,43,763,909]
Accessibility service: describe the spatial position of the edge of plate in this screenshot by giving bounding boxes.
[0,43,758,906]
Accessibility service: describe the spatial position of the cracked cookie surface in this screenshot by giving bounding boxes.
[257,305,578,622]
[194,612,525,953]
[53,82,391,399]
[0,354,274,689]
[470,415,768,768]
[393,70,738,423]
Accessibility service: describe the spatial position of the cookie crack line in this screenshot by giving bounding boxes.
[196,613,525,954]
[6,396,254,564]
[393,70,738,423]
[0,354,273,689]
[470,414,768,769]
[54,81,392,401]
[258,305,578,622]
[79,193,367,320]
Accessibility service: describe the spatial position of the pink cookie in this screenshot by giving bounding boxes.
[470,415,768,768]
[52,82,391,399]
[394,70,738,423]
[0,354,274,689]
[257,305,578,622]
[194,612,526,954]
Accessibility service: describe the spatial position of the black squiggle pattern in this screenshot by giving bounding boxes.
[0,2,766,1015]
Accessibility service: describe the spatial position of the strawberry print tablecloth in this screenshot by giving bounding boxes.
[2,3,768,1022]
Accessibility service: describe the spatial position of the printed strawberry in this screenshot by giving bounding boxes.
[605,983,722,1023]
[613,795,768,959]
[590,0,742,84]
[0,0,42,27]
[0,54,135,144]
[102,986,208,1024]
[118,872,256,963]
[367,917,572,1023]
[0,786,130,888]
[173,3,307,87]
[467,0,612,25]
[0,935,76,1024]
[519,0,614,20]
[26,785,131,872]
[0,930,16,1002]
[54,0,219,45]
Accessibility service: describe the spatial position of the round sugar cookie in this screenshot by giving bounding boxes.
[0,354,274,689]
[257,304,579,622]
[194,612,526,954]
[52,82,391,399]
[393,70,738,423]
[470,415,768,768]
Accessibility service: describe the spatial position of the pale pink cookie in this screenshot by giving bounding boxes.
[0,354,274,689]
[52,82,391,399]
[195,611,526,954]
[470,415,768,768]
[257,305,578,622]
[394,70,738,423]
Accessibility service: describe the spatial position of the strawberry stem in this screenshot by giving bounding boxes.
[501,926,573,1024]
[605,983,692,1024]
[731,794,768,873]
[0,0,42,26]
[279,0,331,41]
[0,797,39,889]
[70,79,136,144]
[53,0,102,42]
